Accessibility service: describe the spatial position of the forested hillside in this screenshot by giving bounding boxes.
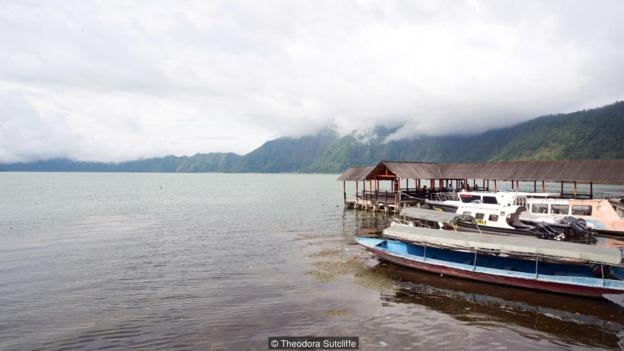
[2,101,623,173]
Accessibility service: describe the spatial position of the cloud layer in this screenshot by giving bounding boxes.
[1,0,623,162]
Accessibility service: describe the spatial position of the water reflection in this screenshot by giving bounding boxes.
[364,260,624,349]
[342,208,391,237]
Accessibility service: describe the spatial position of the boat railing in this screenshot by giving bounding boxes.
[400,190,428,201]
[430,192,460,202]
[604,192,624,200]
[361,190,430,204]
[361,190,397,204]
[560,193,593,199]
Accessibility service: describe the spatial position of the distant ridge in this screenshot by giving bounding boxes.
[2,101,624,173]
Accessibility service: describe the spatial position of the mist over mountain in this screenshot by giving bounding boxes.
[2,101,624,173]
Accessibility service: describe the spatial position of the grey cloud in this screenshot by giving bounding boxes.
[0,91,78,162]
[1,1,623,162]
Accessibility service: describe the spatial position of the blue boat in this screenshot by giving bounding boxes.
[356,225,624,304]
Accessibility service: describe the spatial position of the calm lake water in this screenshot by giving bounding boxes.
[1,173,623,350]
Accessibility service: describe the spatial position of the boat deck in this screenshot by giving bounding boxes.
[400,207,458,223]
[383,224,623,265]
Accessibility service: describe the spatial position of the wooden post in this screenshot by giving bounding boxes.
[590,182,593,199]
[355,181,359,208]
[541,180,545,192]
[343,181,346,204]
[493,179,497,192]
[573,181,577,198]
[533,180,537,193]
[560,181,564,197]
[362,181,366,202]
[395,177,400,209]
[375,188,378,205]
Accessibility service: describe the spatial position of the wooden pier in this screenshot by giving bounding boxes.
[344,189,427,212]
[339,160,624,213]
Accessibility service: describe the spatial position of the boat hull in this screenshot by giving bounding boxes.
[357,237,624,299]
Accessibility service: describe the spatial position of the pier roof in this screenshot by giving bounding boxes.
[336,166,374,181]
[338,159,624,184]
[439,160,624,183]
[378,161,441,179]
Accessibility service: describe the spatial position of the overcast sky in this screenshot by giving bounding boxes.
[1,1,623,163]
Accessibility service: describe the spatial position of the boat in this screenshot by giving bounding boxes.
[521,197,624,236]
[401,206,528,232]
[426,190,624,237]
[425,190,557,213]
[355,224,624,303]
[400,206,596,242]
[605,192,624,218]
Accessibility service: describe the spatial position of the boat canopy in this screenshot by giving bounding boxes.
[383,225,622,265]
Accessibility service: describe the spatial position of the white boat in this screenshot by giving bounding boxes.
[426,190,557,213]
[400,206,594,242]
[423,190,599,241]
[424,190,554,233]
[522,198,624,236]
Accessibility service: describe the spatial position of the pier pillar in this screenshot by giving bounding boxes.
[590,182,593,199]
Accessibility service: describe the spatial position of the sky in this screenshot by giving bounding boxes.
[1,0,624,163]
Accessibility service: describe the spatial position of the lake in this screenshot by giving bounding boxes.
[1,173,623,350]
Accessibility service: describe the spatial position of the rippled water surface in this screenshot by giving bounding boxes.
[1,173,623,350]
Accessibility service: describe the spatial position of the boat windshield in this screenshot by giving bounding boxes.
[459,194,481,203]
[482,196,498,204]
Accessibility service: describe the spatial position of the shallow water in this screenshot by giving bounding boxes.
[1,173,623,350]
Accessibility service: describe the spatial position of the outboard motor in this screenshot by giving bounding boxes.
[534,222,565,240]
[560,216,597,243]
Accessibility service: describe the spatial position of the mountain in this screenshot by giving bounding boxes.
[238,131,338,172]
[307,101,624,169]
[2,101,624,173]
